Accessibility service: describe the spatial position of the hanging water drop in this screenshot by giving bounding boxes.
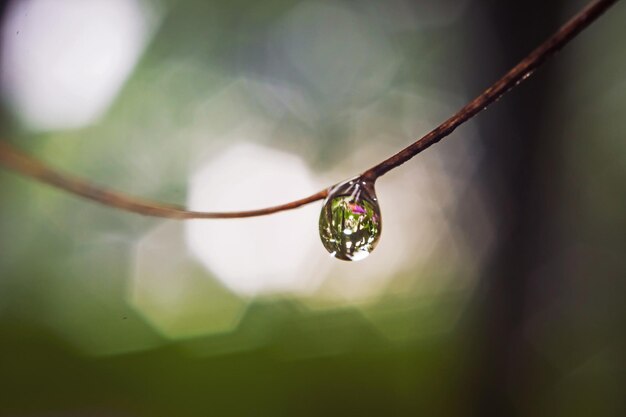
[318,176,382,261]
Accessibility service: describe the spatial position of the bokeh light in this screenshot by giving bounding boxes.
[130,221,247,339]
[1,1,624,415]
[186,142,327,297]
[0,0,158,131]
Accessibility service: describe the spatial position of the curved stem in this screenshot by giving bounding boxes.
[362,0,619,180]
[0,141,328,219]
[0,0,619,219]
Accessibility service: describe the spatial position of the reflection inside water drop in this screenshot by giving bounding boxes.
[318,177,381,261]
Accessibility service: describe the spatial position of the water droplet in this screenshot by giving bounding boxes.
[319,176,382,261]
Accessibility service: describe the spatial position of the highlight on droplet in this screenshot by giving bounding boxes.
[318,177,382,261]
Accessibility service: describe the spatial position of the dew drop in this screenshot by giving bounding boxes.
[318,176,382,261]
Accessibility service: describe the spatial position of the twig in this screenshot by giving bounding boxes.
[0,0,619,219]
[0,141,328,219]
[362,0,619,180]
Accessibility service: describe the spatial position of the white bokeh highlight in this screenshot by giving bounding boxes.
[0,0,157,131]
[186,142,326,297]
[130,221,247,339]
[304,89,488,306]
[310,156,456,305]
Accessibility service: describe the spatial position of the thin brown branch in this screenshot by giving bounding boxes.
[0,141,328,219]
[361,0,620,180]
[0,0,619,219]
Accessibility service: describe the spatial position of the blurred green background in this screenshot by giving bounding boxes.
[0,0,625,416]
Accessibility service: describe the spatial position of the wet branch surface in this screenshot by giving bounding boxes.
[0,0,619,219]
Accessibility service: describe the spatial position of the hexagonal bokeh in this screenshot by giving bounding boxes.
[0,0,160,131]
[129,221,247,340]
[303,90,492,309]
[306,155,456,306]
[186,142,327,297]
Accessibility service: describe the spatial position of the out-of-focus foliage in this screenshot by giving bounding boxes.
[0,0,624,416]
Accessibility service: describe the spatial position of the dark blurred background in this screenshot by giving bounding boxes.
[0,0,625,416]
